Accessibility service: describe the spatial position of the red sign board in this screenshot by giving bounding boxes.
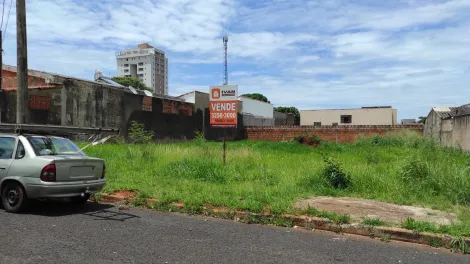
[209,85,238,128]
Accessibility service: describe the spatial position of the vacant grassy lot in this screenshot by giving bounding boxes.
[85,134,470,236]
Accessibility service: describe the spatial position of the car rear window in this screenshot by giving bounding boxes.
[0,137,16,159]
[28,136,84,156]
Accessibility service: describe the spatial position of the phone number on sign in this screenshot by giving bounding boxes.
[211,112,237,119]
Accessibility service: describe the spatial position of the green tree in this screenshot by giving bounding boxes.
[418,116,427,123]
[241,93,270,103]
[111,76,152,91]
[275,106,300,125]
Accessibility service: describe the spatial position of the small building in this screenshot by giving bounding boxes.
[401,119,417,124]
[238,96,274,127]
[300,106,397,126]
[424,104,470,150]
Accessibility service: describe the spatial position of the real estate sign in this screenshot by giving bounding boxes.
[209,85,238,128]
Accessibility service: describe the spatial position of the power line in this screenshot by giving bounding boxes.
[2,0,12,41]
[0,0,5,29]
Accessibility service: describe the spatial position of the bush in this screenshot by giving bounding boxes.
[306,135,322,145]
[401,157,430,181]
[194,130,206,143]
[293,135,304,144]
[321,157,351,189]
[293,134,322,146]
[128,121,154,144]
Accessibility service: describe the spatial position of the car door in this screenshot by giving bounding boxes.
[0,136,17,179]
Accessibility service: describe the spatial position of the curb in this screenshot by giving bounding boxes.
[96,194,469,252]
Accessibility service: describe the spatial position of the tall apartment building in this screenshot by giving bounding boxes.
[115,43,168,95]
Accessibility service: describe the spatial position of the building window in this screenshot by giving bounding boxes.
[314,122,321,126]
[124,64,129,67]
[124,69,129,73]
[340,115,352,124]
[138,62,143,66]
[138,68,144,71]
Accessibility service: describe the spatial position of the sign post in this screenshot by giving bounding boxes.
[209,85,238,166]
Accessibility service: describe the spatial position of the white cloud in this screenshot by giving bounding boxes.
[1,0,470,119]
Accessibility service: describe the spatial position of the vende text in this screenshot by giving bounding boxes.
[211,102,237,111]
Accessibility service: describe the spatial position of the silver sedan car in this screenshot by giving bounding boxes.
[0,133,106,213]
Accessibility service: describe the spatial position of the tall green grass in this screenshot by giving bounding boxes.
[85,133,470,220]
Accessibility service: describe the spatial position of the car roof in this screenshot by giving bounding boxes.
[0,133,66,139]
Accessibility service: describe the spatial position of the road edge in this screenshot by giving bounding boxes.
[96,193,470,253]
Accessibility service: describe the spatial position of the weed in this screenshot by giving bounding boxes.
[128,121,154,144]
[132,197,146,207]
[363,218,386,226]
[321,157,351,189]
[293,136,304,144]
[272,216,294,227]
[84,135,470,236]
[194,130,206,143]
[300,206,351,224]
[450,236,469,254]
[401,218,439,233]
[380,234,392,243]
[429,238,442,248]
[401,157,430,182]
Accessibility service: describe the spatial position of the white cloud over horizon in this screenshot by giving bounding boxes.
[2,0,470,120]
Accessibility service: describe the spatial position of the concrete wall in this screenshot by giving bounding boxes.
[274,111,295,126]
[453,115,470,150]
[300,108,397,126]
[423,109,470,150]
[423,110,442,139]
[243,114,275,127]
[438,115,470,150]
[2,75,199,139]
[238,96,273,119]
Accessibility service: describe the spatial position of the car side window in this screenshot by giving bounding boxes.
[15,140,26,159]
[0,137,16,159]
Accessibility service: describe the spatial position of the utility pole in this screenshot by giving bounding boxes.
[0,29,3,123]
[222,36,228,166]
[16,0,28,124]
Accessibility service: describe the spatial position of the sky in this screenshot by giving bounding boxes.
[2,0,470,120]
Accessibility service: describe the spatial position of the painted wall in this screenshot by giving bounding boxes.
[238,96,274,119]
[300,108,397,126]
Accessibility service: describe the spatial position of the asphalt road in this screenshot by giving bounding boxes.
[0,202,467,264]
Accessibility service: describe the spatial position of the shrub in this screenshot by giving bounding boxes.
[306,135,322,145]
[321,157,351,189]
[293,135,304,144]
[401,157,430,181]
[194,130,206,142]
[293,134,321,146]
[128,121,154,144]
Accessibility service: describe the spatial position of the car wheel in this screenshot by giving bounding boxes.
[1,182,28,213]
[71,194,90,204]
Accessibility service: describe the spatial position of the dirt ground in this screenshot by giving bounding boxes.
[295,196,458,225]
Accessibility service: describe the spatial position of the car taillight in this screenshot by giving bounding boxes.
[101,163,106,179]
[40,164,56,182]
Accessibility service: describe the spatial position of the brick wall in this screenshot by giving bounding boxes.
[245,125,423,143]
